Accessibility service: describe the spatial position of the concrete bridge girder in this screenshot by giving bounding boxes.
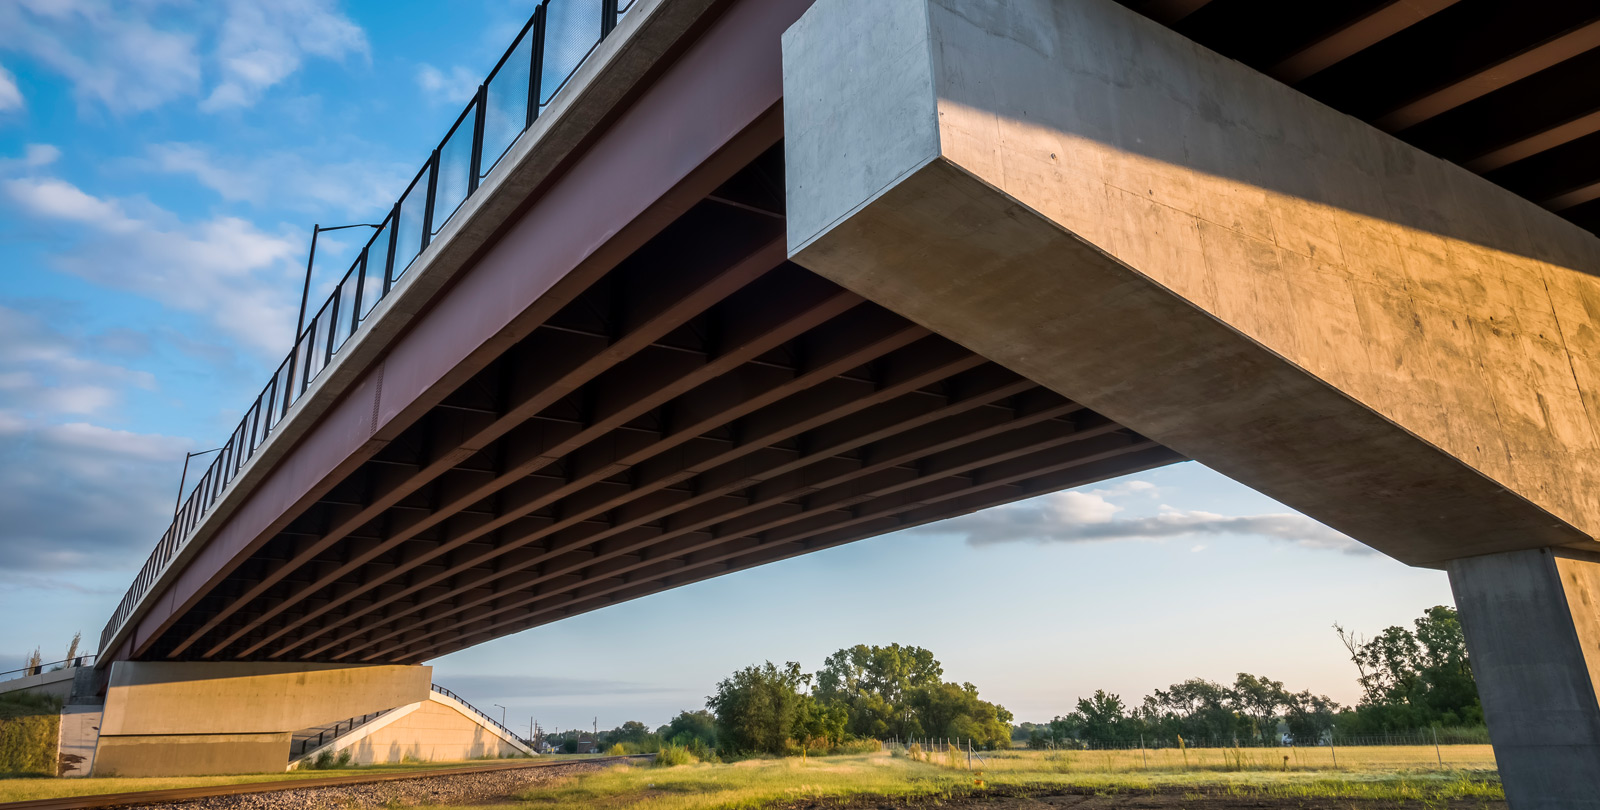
[780,0,1600,806]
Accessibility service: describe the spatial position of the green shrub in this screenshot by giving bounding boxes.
[0,692,61,777]
[607,743,628,756]
[654,743,697,767]
[684,737,718,763]
[828,738,882,756]
[303,748,354,770]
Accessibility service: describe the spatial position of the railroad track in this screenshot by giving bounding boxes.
[0,755,648,810]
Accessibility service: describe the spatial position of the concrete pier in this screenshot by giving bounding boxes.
[1449,550,1600,810]
[781,0,1600,804]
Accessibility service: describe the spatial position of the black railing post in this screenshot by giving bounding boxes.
[351,249,368,335]
[527,4,546,126]
[383,204,400,295]
[469,84,487,194]
[421,149,440,250]
[602,0,619,36]
[282,344,299,419]
[324,290,340,367]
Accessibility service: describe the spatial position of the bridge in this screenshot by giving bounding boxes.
[53,0,1600,805]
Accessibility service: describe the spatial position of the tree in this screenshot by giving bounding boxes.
[792,694,848,751]
[1072,690,1128,744]
[708,661,807,754]
[1334,606,1481,731]
[1283,690,1339,743]
[1143,679,1234,743]
[814,644,942,739]
[661,709,717,747]
[1230,673,1289,743]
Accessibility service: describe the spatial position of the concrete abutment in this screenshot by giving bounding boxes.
[780,0,1600,805]
[92,662,431,776]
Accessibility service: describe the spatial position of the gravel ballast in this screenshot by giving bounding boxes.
[116,760,621,810]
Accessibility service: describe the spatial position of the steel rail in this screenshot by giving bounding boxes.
[0,755,648,810]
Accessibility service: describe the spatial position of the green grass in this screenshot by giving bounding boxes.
[0,692,62,777]
[435,748,1502,810]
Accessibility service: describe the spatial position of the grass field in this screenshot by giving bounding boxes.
[976,743,1497,773]
[466,747,1502,810]
[0,755,601,803]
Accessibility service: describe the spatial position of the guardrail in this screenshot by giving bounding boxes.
[100,0,641,658]
[430,683,528,744]
[0,656,95,682]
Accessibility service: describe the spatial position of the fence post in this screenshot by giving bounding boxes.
[1140,734,1147,768]
[1328,733,1337,768]
[1433,726,1442,767]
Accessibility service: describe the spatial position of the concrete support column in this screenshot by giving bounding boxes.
[1449,549,1600,810]
[92,662,430,776]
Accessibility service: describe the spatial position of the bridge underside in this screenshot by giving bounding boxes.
[145,144,1179,666]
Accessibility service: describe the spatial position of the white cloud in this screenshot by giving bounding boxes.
[0,0,366,115]
[0,304,156,418]
[0,414,190,573]
[202,0,368,112]
[0,2,201,114]
[22,143,59,166]
[0,63,22,111]
[3,176,301,354]
[919,486,1370,554]
[0,309,186,574]
[146,142,407,218]
[416,63,479,105]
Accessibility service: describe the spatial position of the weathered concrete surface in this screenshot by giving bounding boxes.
[58,705,102,777]
[293,691,531,767]
[0,666,76,700]
[1449,549,1600,810]
[92,662,430,776]
[782,0,1600,566]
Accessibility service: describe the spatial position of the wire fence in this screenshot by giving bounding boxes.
[100,0,641,658]
[887,733,1495,771]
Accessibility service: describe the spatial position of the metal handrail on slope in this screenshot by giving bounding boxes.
[100,0,643,658]
[430,683,529,744]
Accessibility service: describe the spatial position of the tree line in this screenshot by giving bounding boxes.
[570,643,1014,757]
[1014,606,1482,747]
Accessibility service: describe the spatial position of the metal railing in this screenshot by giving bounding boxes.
[100,0,641,658]
[430,683,526,743]
[0,656,96,682]
[293,709,392,758]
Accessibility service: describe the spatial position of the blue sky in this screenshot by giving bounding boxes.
[0,0,1453,736]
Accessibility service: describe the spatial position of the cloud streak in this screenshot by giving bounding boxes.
[3,175,301,355]
[0,63,22,111]
[0,0,366,115]
[918,484,1369,554]
[146,142,407,218]
[202,0,368,111]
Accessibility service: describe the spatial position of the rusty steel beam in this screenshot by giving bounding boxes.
[1376,17,1600,131]
[247,305,932,660]
[125,0,812,661]
[315,380,1069,659]
[390,441,1181,661]
[1270,0,1462,84]
[295,356,1022,659]
[208,277,871,660]
[358,423,1143,660]
[168,236,793,658]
